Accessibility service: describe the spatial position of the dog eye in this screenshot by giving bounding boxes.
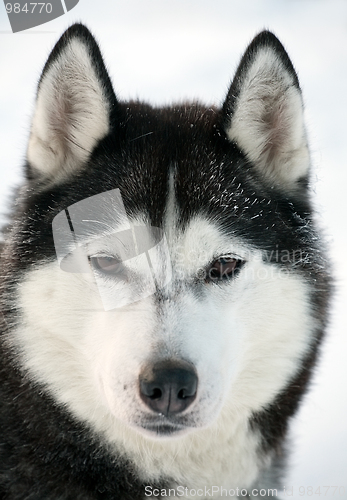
[206,257,244,282]
[89,256,125,276]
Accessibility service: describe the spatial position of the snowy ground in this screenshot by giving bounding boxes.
[1,1,346,498]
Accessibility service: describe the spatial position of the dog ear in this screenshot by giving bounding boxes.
[223,31,309,192]
[27,24,116,182]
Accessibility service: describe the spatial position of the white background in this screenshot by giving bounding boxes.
[0,1,346,498]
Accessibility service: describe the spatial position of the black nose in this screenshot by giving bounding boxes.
[139,360,198,416]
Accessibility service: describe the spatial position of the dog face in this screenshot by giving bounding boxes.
[8,25,318,444]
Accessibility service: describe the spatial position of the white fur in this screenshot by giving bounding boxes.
[11,214,316,497]
[226,48,310,189]
[27,39,110,180]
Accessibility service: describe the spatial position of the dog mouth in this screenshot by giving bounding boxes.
[141,423,187,436]
[140,423,192,438]
[136,415,196,437]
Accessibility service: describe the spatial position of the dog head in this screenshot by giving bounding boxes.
[7,25,320,445]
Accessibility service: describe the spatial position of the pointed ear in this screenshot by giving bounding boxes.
[27,24,116,182]
[223,31,310,192]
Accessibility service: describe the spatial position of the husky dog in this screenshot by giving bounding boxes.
[0,24,330,499]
